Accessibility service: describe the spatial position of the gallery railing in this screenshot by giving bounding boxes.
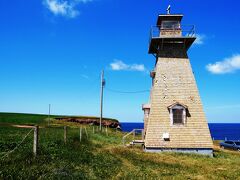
[149,25,195,41]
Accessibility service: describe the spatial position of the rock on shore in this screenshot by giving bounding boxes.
[55,117,121,129]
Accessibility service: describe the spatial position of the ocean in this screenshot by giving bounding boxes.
[121,123,240,141]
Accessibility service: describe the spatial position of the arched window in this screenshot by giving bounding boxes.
[168,103,188,126]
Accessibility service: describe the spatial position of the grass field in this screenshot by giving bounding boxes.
[0,113,240,179]
[0,112,118,125]
[0,113,48,125]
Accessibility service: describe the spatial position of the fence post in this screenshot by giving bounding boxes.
[64,126,67,144]
[93,126,95,134]
[84,127,88,139]
[33,126,39,157]
[133,129,135,141]
[105,126,108,136]
[80,127,82,142]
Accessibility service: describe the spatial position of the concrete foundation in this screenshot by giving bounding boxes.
[145,147,213,157]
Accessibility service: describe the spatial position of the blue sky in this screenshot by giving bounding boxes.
[0,0,240,123]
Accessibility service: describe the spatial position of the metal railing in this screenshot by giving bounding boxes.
[149,25,195,41]
[122,129,144,146]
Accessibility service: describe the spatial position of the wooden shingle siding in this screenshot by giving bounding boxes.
[145,57,213,149]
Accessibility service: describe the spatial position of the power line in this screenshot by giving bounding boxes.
[106,87,150,94]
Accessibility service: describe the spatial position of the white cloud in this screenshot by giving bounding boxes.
[130,64,145,71]
[44,0,92,18]
[76,0,92,3]
[206,54,240,74]
[110,60,128,71]
[110,60,146,72]
[194,34,206,45]
[80,74,89,79]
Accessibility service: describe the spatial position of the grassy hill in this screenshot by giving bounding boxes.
[0,113,240,179]
[0,113,49,125]
[0,112,118,125]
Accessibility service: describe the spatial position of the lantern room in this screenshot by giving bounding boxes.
[148,14,196,55]
[157,14,183,37]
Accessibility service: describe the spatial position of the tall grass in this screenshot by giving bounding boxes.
[0,126,123,179]
[0,119,240,179]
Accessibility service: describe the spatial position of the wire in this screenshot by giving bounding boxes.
[106,87,150,94]
[1,128,33,159]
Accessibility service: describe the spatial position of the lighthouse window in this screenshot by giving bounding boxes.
[168,103,187,126]
[172,109,183,124]
[162,21,180,29]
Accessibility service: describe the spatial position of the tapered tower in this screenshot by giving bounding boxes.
[143,10,213,155]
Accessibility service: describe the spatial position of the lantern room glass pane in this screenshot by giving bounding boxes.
[161,21,180,29]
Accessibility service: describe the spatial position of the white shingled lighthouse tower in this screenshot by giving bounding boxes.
[142,7,213,155]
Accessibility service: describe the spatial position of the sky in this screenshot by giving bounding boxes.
[0,0,240,123]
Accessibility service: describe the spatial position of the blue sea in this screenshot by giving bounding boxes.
[121,123,240,141]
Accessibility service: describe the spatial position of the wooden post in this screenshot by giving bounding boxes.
[105,126,108,136]
[33,126,39,157]
[48,104,51,127]
[64,126,67,144]
[133,129,135,141]
[80,127,82,142]
[93,126,95,134]
[84,127,88,139]
[99,70,105,131]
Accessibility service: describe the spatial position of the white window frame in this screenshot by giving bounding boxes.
[169,104,186,126]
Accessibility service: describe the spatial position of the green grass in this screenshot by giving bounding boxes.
[0,112,118,126]
[0,126,123,179]
[0,114,240,179]
[0,113,48,125]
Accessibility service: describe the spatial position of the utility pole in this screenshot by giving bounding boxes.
[99,70,105,131]
[48,104,51,127]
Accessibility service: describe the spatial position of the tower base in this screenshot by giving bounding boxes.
[144,147,213,157]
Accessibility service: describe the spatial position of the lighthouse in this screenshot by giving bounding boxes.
[143,9,213,155]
